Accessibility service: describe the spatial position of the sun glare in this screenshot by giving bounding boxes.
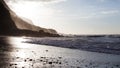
[7,1,55,27]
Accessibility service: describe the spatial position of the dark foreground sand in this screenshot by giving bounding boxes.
[0,37,120,68]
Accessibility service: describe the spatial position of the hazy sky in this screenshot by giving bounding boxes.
[6,0,120,34]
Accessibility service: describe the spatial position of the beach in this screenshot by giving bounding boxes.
[0,36,120,68]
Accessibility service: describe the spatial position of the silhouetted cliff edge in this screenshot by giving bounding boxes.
[0,0,60,37]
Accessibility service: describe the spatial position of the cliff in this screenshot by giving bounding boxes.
[0,0,17,35]
[0,0,60,37]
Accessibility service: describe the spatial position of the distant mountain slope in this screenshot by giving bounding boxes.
[0,0,59,37]
[11,12,43,31]
[11,13,57,34]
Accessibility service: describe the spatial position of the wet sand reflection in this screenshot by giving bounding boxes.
[0,37,36,68]
[0,37,13,67]
[0,37,65,68]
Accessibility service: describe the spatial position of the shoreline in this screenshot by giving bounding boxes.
[0,36,120,68]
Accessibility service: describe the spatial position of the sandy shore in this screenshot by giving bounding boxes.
[0,37,120,68]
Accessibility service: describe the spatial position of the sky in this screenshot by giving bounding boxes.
[6,0,120,34]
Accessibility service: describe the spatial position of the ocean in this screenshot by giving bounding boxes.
[0,36,120,68]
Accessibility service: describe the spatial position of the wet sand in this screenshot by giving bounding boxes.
[0,37,120,68]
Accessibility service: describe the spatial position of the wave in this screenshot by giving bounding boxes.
[24,35,120,55]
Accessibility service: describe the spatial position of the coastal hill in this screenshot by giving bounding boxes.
[0,0,60,37]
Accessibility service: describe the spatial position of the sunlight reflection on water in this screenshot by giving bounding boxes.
[6,37,34,67]
[8,37,30,48]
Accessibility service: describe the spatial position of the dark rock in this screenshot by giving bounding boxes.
[24,59,27,62]
[29,59,33,61]
[45,50,48,52]
[115,65,119,67]
[48,62,52,64]
[59,62,62,64]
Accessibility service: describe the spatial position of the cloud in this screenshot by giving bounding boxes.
[100,10,119,14]
[99,0,106,2]
[24,0,66,2]
[6,0,66,4]
[77,10,119,19]
[98,0,107,2]
[96,0,111,3]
